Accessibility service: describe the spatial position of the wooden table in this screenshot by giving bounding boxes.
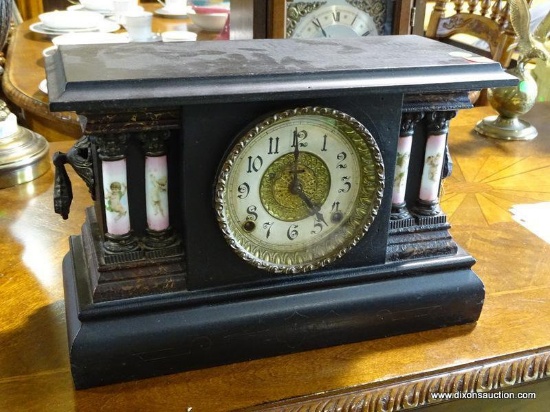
[1,103,549,411]
[1,3,218,142]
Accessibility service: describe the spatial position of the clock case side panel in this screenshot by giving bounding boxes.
[180,94,401,290]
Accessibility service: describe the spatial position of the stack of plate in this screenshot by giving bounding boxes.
[68,0,115,15]
[30,11,120,36]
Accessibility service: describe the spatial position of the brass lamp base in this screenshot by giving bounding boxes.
[474,114,538,141]
[0,123,50,189]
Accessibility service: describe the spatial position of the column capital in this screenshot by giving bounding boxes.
[400,112,424,137]
[426,111,456,135]
[94,133,130,161]
[139,130,171,156]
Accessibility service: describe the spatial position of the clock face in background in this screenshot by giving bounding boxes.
[215,107,384,274]
[292,4,378,38]
[286,0,386,38]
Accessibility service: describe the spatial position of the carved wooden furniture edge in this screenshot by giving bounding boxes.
[2,30,80,126]
[238,346,550,411]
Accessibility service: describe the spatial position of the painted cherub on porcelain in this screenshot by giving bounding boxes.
[105,181,127,221]
[426,153,442,181]
[150,173,167,217]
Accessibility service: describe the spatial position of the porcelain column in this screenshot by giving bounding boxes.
[415,111,456,216]
[391,112,423,224]
[97,133,140,254]
[140,131,181,255]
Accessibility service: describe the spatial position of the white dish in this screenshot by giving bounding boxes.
[39,11,104,30]
[41,45,58,58]
[133,33,162,43]
[67,5,114,16]
[39,79,48,95]
[187,9,228,32]
[52,32,130,46]
[154,6,191,18]
[30,20,120,36]
[161,30,197,42]
[114,33,162,43]
[79,0,114,12]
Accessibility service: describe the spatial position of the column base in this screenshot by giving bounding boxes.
[83,207,186,301]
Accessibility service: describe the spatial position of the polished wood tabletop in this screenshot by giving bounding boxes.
[1,103,549,411]
[2,2,218,142]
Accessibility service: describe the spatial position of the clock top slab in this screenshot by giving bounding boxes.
[46,35,516,111]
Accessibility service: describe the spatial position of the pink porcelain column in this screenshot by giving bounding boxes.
[140,131,180,253]
[97,133,140,254]
[416,111,456,216]
[391,112,423,222]
[145,155,169,231]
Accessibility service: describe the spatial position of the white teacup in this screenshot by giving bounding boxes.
[113,0,142,23]
[157,0,187,13]
[123,11,153,42]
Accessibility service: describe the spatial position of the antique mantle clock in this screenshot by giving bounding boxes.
[46,35,516,388]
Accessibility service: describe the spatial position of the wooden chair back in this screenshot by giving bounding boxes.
[425,0,530,68]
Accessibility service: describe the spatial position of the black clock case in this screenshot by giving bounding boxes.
[47,36,516,388]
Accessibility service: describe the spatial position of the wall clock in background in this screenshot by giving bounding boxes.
[229,0,427,39]
[283,0,390,38]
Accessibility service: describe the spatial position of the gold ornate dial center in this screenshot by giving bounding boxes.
[260,152,330,222]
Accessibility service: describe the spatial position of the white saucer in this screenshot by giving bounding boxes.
[161,30,197,42]
[30,20,120,37]
[154,6,191,18]
[39,79,48,95]
[126,33,162,43]
[52,32,130,46]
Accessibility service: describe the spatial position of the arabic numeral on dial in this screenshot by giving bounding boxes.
[237,183,250,199]
[336,152,347,169]
[291,128,308,148]
[321,134,328,152]
[247,155,263,173]
[246,205,258,221]
[331,201,344,223]
[311,215,326,235]
[263,222,274,239]
[268,137,279,154]
[287,224,299,241]
[339,176,351,193]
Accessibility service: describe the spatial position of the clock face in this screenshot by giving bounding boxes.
[215,107,384,274]
[291,4,378,38]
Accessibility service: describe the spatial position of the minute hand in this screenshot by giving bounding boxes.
[294,185,328,226]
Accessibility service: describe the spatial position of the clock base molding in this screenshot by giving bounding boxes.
[63,231,483,389]
[387,214,458,261]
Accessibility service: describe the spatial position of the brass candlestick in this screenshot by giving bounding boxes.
[475,0,550,141]
[0,0,49,188]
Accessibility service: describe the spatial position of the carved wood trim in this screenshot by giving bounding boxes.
[1,31,82,127]
[1,67,81,125]
[238,347,550,411]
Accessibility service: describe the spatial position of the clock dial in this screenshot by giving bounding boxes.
[289,4,379,38]
[215,107,384,274]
